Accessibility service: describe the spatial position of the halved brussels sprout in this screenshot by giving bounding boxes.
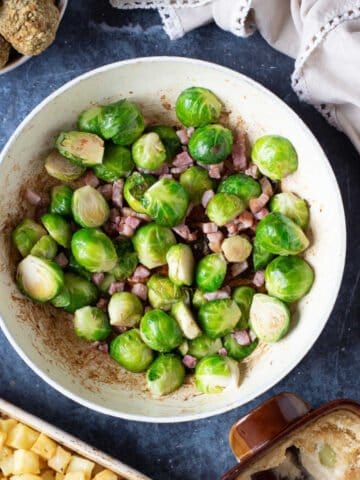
[41,213,71,248]
[218,173,261,206]
[108,291,143,328]
[50,185,73,217]
[16,255,64,302]
[140,309,183,352]
[68,252,92,281]
[147,125,181,161]
[192,288,208,309]
[110,329,154,373]
[166,244,194,286]
[146,353,185,396]
[265,256,314,303]
[73,306,111,341]
[141,178,189,228]
[147,274,185,311]
[251,135,298,180]
[175,87,222,127]
[232,286,255,329]
[30,235,58,260]
[188,124,233,164]
[255,212,310,255]
[249,293,290,343]
[123,172,156,214]
[132,132,166,171]
[171,301,201,339]
[71,228,118,272]
[132,223,176,269]
[206,193,246,226]
[253,237,275,271]
[198,299,241,338]
[195,355,240,393]
[51,272,98,313]
[112,237,138,280]
[221,235,252,263]
[223,334,258,361]
[188,334,222,359]
[270,192,309,229]
[45,150,86,182]
[98,99,145,145]
[179,166,213,205]
[12,219,46,257]
[71,186,110,228]
[93,145,134,182]
[56,131,104,167]
[195,253,227,292]
[77,106,102,135]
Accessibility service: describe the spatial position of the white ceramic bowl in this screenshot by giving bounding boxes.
[0,57,346,422]
[0,0,68,76]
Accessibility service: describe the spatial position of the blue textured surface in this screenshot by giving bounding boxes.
[0,2,359,479]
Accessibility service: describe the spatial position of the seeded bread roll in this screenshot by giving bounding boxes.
[0,0,60,56]
[0,34,10,67]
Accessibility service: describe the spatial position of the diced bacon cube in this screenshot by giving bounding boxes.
[131,283,148,301]
[233,330,251,346]
[253,270,265,287]
[182,355,197,369]
[249,193,270,214]
[108,281,125,295]
[112,179,124,207]
[201,190,214,208]
[260,177,273,197]
[254,207,269,220]
[201,222,218,234]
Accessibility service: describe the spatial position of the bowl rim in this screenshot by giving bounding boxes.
[0,0,68,76]
[0,56,347,423]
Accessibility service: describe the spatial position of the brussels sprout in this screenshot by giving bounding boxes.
[123,172,156,214]
[255,212,310,255]
[249,293,290,343]
[253,238,275,271]
[188,334,222,359]
[179,166,213,205]
[45,150,86,182]
[73,306,111,341]
[12,219,46,257]
[175,87,222,127]
[195,355,240,393]
[251,135,298,180]
[132,132,166,171]
[166,244,194,286]
[140,309,183,352]
[188,124,233,165]
[270,192,309,229]
[68,253,92,281]
[16,255,64,302]
[221,235,252,263]
[192,288,208,309]
[93,145,134,182]
[71,228,118,272]
[52,272,98,313]
[146,353,185,396]
[111,237,138,280]
[198,299,241,338]
[41,213,71,248]
[171,301,201,340]
[206,193,246,227]
[223,334,258,361]
[195,253,227,292]
[71,186,110,228]
[232,286,255,329]
[77,106,102,135]
[132,223,176,269]
[50,185,73,217]
[98,99,145,145]
[218,173,261,206]
[147,274,184,311]
[178,340,189,356]
[265,256,314,303]
[108,291,143,328]
[30,235,58,260]
[141,178,189,228]
[97,273,115,295]
[148,125,181,161]
[110,329,154,373]
[56,131,104,167]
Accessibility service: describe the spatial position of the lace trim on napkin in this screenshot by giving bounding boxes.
[292,6,360,131]
[110,0,210,9]
[231,0,256,37]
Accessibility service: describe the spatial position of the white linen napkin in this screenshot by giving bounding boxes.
[110,0,360,153]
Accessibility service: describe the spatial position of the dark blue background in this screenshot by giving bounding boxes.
[0,2,359,479]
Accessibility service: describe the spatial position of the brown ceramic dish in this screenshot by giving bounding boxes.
[222,392,360,480]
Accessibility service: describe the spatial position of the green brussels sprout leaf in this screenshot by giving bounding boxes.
[50,185,73,217]
[30,235,58,260]
[93,145,134,182]
[41,213,72,248]
[12,219,46,257]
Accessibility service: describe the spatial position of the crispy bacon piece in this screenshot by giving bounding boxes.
[253,270,265,287]
[96,297,109,310]
[92,272,105,286]
[260,177,273,197]
[204,290,230,301]
[245,164,259,178]
[232,132,247,170]
[233,330,251,346]
[249,193,269,214]
[112,179,124,208]
[182,355,197,369]
[201,222,218,234]
[24,188,42,205]
[218,348,228,356]
[254,208,269,220]
[231,261,248,277]
[173,151,193,168]
[97,184,113,200]
[82,170,100,188]
[124,216,141,229]
[207,231,224,252]
[129,265,151,283]
[131,283,148,301]
[54,252,68,269]
[108,281,125,295]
